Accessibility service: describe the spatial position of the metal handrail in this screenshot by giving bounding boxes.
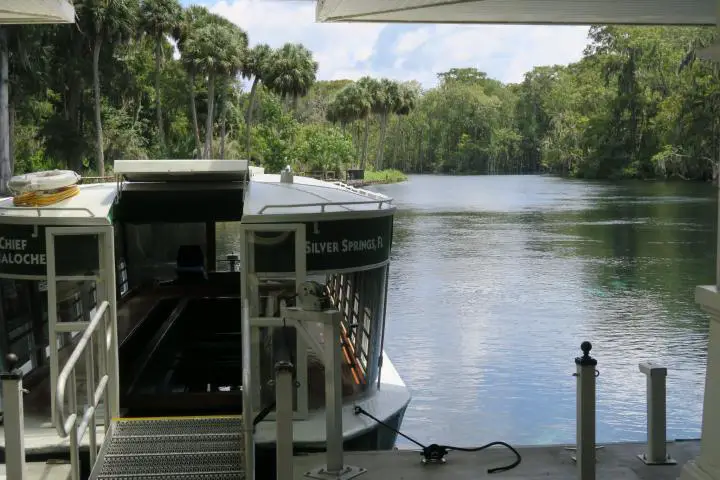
[330,181,389,201]
[258,199,389,214]
[0,206,96,217]
[54,300,111,480]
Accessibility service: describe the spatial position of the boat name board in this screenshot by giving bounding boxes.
[253,214,393,273]
[0,224,99,278]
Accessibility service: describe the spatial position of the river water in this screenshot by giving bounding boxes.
[370,174,716,448]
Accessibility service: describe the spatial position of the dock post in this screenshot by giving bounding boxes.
[575,341,597,480]
[275,358,295,480]
[638,362,676,465]
[305,309,366,480]
[1,353,27,480]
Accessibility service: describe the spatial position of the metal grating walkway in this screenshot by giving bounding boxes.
[90,416,245,480]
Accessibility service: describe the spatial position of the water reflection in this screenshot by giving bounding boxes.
[372,175,715,447]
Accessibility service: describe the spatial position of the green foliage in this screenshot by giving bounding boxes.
[3,20,720,184]
[364,169,407,184]
[293,124,355,172]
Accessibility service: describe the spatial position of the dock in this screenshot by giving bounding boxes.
[1,460,70,480]
[293,440,700,480]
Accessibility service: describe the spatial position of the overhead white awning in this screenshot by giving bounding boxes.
[316,0,716,25]
[0,0,75,25]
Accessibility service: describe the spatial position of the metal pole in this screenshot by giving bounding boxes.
[575,341,597,480]
[325,313,344,474]
[241,298,255,480]
[638,362,676,465]
[1,353,26,480]
[305,309,365,480]
[275,359,295,480]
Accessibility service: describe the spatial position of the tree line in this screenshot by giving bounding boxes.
[375,26,720,180]
[0,12,718,192]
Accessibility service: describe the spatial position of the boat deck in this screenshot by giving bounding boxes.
[293,440,701,479]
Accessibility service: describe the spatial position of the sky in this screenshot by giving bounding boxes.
[185,0,592,89]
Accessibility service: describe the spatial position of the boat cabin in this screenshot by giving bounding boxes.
[0,159,401,450]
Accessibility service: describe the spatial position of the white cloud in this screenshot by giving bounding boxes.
[211,0,385,83]
[394,27,432,55]
[208,0,589,88]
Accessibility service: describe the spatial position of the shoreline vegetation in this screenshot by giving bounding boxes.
[363,169,408,185]
[0,11,718,192]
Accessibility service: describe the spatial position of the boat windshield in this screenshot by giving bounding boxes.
[123,223,208,285]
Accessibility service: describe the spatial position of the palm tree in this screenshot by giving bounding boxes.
[371,78,404,170]
[140,0,181,152]
[173,5,212,158]
[264,43,318,110]
[78,0,139,176]
[0,28,10,194]
[355,76,380,168]
[182,18,246,158]
[241,43,272,157]
[327,82,371,167]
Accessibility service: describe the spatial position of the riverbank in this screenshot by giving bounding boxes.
[360,168,407,186]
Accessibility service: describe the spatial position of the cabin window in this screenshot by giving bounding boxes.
[328,265,388,389]
[215,222,242,272]
[0,279,51,372]
[0,279,35,368]
[115,224,129,297]
[124,223,207,285]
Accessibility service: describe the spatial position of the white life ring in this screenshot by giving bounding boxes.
[8,170,81,194]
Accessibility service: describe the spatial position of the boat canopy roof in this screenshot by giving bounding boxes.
[315,0,715,25]
[1,0,75,24]
[0,183,117,225]
[242,174,394,223]
[114,159,249,183]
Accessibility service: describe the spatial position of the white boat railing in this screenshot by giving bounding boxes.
[0,206,96,217]
[258,199,390,214]
[330,180,390,201]
[54,300,113,480]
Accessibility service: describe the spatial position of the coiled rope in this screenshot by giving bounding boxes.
[13,185,80,207]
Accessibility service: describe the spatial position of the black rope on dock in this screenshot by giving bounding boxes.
[353,405,522,474]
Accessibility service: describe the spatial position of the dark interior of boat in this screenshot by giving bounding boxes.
[116,242,362,417]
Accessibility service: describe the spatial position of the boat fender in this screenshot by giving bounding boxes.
[8,170,81,194]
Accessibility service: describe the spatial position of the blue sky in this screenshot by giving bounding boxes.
[184,0,591,88]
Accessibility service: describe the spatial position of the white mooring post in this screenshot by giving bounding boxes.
[1,353,27,480]
[575,341,597,480]
[275,358,295,480]
[305,309,366,480]
[638,362,676,465]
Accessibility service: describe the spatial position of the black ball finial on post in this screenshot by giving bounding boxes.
[5,353,18,372]
[1,353,22,380]
[576,341,598,366]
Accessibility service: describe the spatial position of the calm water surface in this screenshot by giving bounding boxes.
[370,175,716,447]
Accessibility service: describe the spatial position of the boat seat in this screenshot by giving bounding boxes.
[175,245,207,282]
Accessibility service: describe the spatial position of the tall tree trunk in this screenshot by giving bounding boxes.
[376,112,389,170]
[219,94,227,160]
[361,116,370,170]
[154,34,165,151]
[188,67,201,158]
[244,76,259,157]
[92,33,105,176]
[0,29,9,195]
[9,103,14,175]
[203,71,216,159]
